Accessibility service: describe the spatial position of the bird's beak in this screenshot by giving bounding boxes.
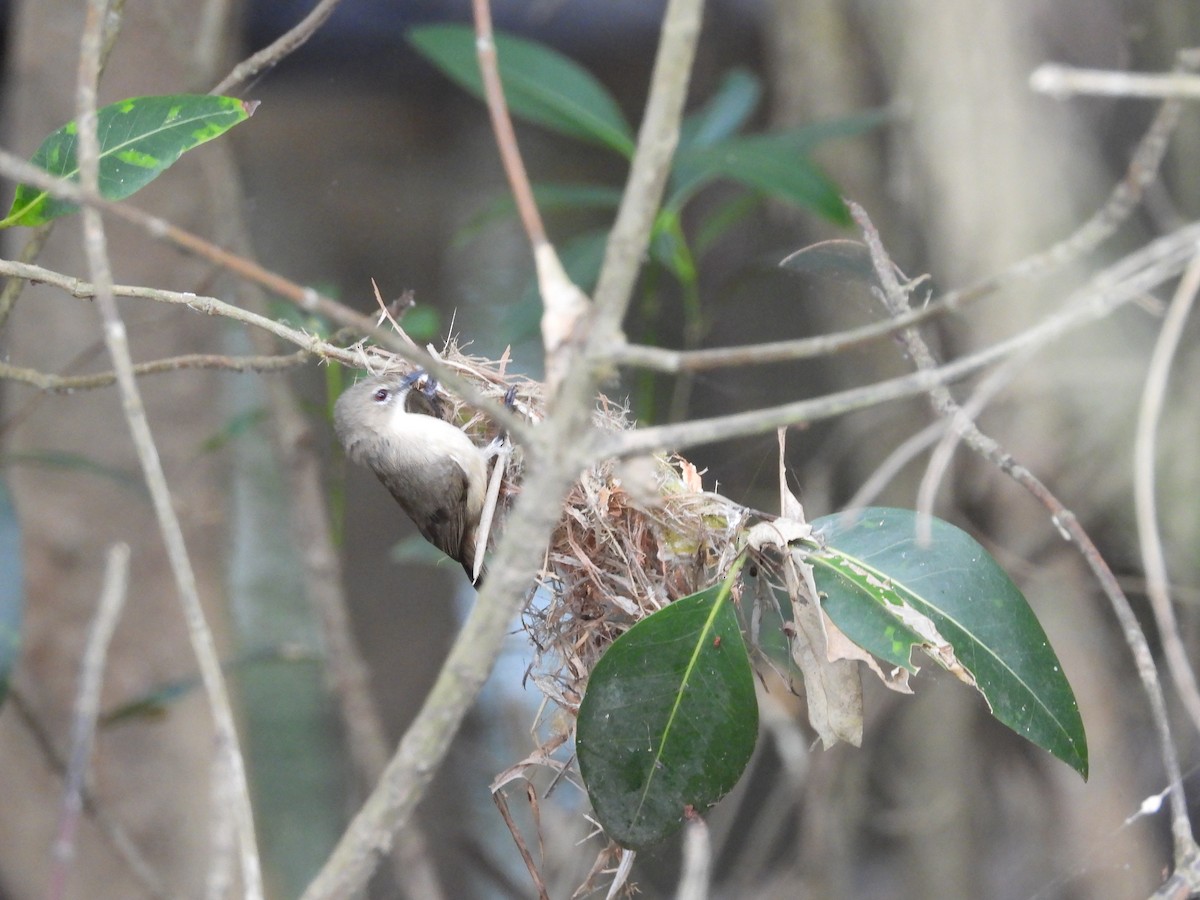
[399,369,438,399]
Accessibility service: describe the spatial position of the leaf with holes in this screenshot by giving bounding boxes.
[576,583,758,849]
[2,94,257,228]
[809,507,1088,779]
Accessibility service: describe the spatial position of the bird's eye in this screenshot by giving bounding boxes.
[372,388,389,403]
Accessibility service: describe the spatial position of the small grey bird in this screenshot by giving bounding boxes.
[334,371,489,582]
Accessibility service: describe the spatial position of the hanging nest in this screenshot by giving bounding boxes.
[344,333,779,896]
[343,337,751,711]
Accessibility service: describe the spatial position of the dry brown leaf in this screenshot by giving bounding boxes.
[822,608,913,694]
[746,521,864,748]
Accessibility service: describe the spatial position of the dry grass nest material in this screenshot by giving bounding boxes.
[349,339,749,710]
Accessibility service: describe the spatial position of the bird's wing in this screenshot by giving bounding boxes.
[378,454,475,567]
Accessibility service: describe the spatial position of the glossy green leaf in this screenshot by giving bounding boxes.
[576,583,758,849]
[670,111,888,222]
[2,94,257,228]
[671,133,849,224]
[0,480,21,708]
[408,24,635,157]
[457,182,623,242]
[679,68,761,150]
[768,108,893,155]
[809,507,1088,779]
[649,208,697,285]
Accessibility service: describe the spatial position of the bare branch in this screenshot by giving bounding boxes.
[471,0,546,248]
[300,2,706,895]
[1032,64,1200,99]
[1134,254,1200,734]
[210,0,347,95]
[0,218,526,435]
[0,351,308,391]
[47,543,129,900]
[470,0,590,391]
[850,199,1199,874]
[612,297,973,373]
[591,0,702,338]
[7,686,168,896]
[676,814,712,900]
[75,2,262,894]
[608,220,1200,459]
[616,80,1181,375]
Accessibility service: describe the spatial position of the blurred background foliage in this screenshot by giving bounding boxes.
[2,1,1200,898]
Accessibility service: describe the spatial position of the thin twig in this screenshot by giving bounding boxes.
[200,137,448,900]
[299,0,705,894]
[676,814,711,900]
[471,0,590,391]
[492,788,550,900]
[849,199,1198,878]
[1134,252,1200,733]
[0,248,525,439]
[7,686,168,897]
[613,297,973,372]
[0,351,309,391]
[0,257,346,360]
[615,78,1181,375]
[74,2,263,896]
[610,220,1200,459]
[845,357,1022,511]
[914,355,1031,517]
[471,0,546,247]
[591,0,703,338]
[47,543,130,900]
[1031,64,1200,99]
[210,0,347,95]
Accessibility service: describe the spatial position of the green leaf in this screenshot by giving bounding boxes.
[669,111,888,223]
[809,507,1089,779]
[672,134,849,224]
[649,208,697,285]
[456,182,622,243]
[408,24,635,157]
[0,480,22,709]
[767,108,893,156]
[2,94,258,228]
[576,582,759,849]
[679,68,761,150]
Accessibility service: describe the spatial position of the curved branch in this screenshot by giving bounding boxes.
[0,352,308,392]
[1134,255,1200,734]
[591,0,702,336]
[209,0,347,95]
[609,220,1200,458]
[75,2,263,893]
